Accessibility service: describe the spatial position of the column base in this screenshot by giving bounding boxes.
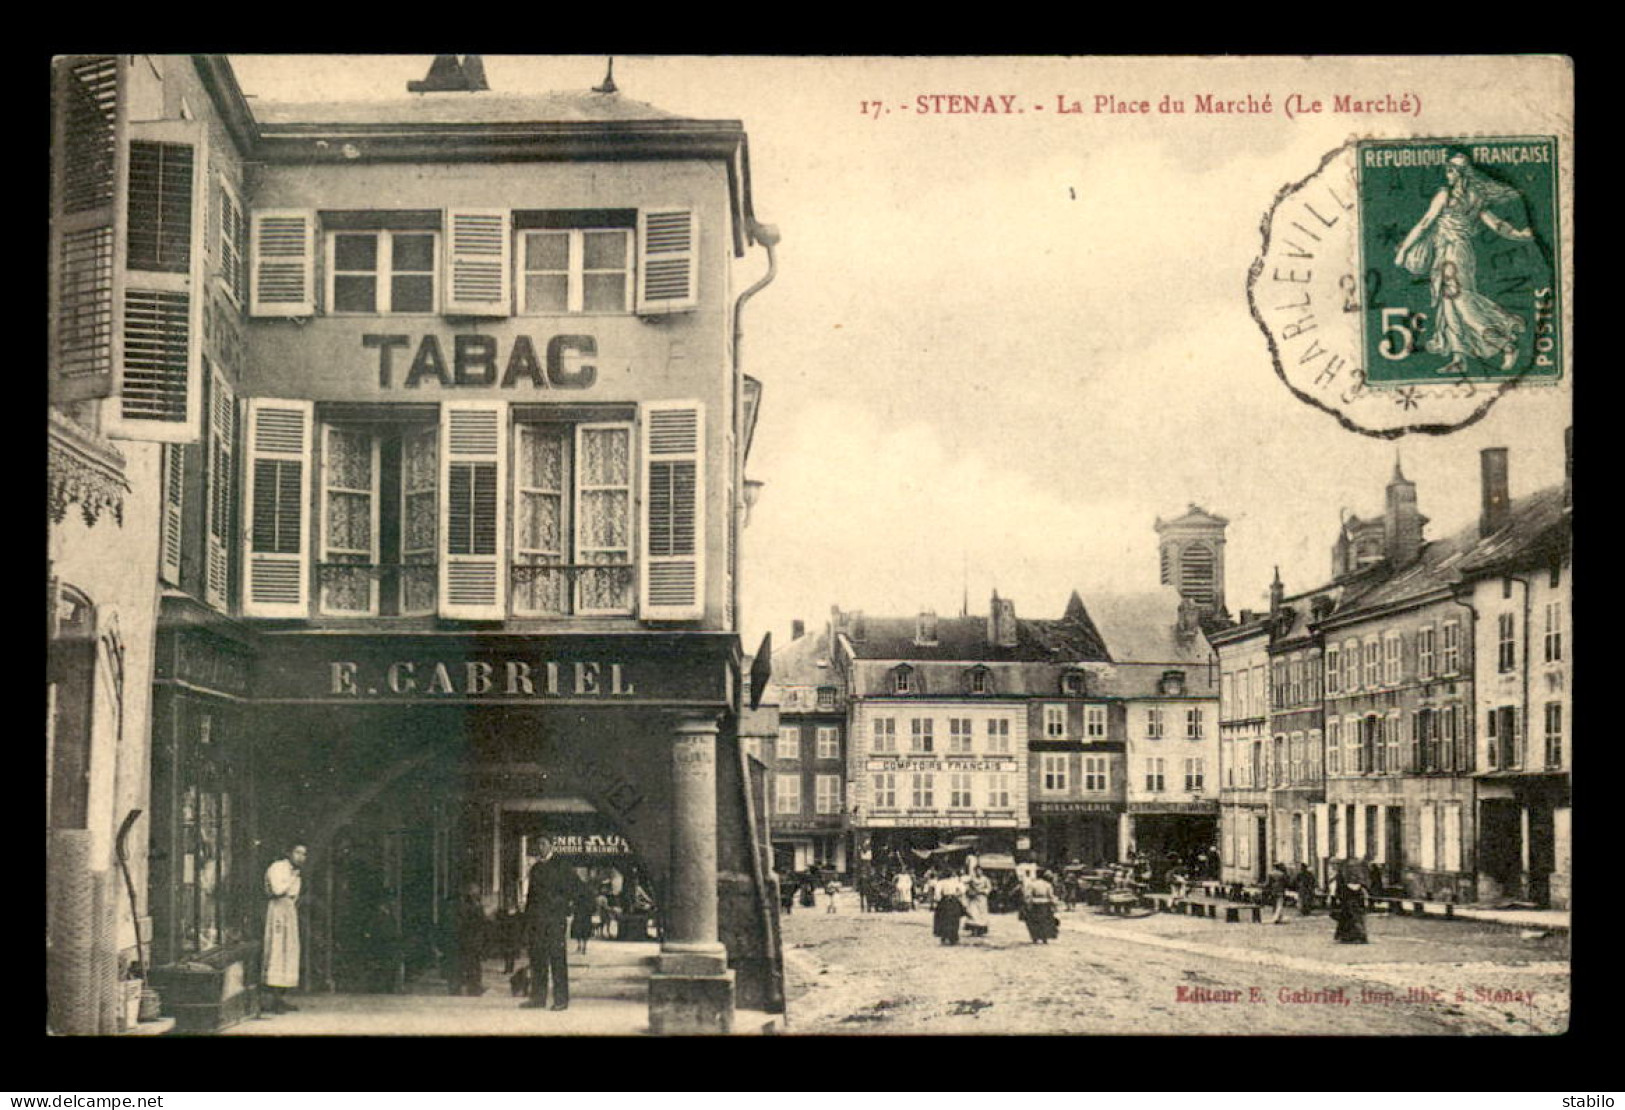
[649,969,735,1035]
[657,942,729,977]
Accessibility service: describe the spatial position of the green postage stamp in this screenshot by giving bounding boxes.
[1357,137,1561,388]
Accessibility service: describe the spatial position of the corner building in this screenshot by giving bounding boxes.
[106,56,780,1033]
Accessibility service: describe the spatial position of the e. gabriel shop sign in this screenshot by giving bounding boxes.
[253,635,732,706]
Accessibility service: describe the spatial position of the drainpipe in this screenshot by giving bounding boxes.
[731,219,781,637]
[1448,584,1480,899]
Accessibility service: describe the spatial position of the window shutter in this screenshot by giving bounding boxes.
[241,398,312,618]
[204,368,235,611]
[444,209,511,316]
[251,209,316,317]
[159,443,184,586]
[50,56,122,403]
[636,208,698,314]
[106,119,205,443]
[438,401,508,620]
[640,401,705,620]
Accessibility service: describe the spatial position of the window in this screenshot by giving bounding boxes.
[1041,754,1068,793]
[1272,735,1285,786]
[872,773,897,809]
[1146,708,1164,739]
[910,718,935,753]
[1411,710,1429,773]
[1250,739,1263,788]
[1439,704,1458,772]
[1416,626,1436,680]
[1288,656,1302,705]
[1145,757,1166,793]
[1289,732,1304,783]
[1485,708,1498,770]
[816,726,840,760]
[910,773,935,809]
[1307,652,1322,701]
[128,140,195,273]
[1363,639,1381,689]
[987,774,1011,809]
[216,177,247,306]
[815,774,842,815]
[512,420,635,616]
[1325,647,1341,696]
[1442,621,1461,674]
[1544,702,1563,768]
[949,774,973,808]
[816,686,837,711]
[1186,707,1204,739]
[1044,704,1066,738]
[1251,665,1265,716]
[328,229,437,314]
[1271,660,1286,708]
[1497,612,1517,673]
[1061,671,1083,696]
[777,727,799,763]
[1343,640,1360,692]
[1184,757,1204,792]
[1084,756,1108,792]
[1385,711,1402,774]
[1308,729,1323,781]
[774,774,800,815]
[1494,706,1521,770]
[892,667,913,694]
[1383,632,1403,685]
[986,718,1011,754]
[1085,705,1106,738]
[1544,602,1563,663]
[968,668,989,695]
[519,224,633,314]
[948,718,973,754]
[872,717,897,753]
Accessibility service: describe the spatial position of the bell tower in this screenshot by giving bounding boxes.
[1154,504,1229,621]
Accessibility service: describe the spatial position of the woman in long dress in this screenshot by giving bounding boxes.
[1021,871,1060,944]
[262,843,306,1012]
[932,870,967,946]
[1393,153,1536,374]
[962,867,993,938]
[1332,877,1369,944]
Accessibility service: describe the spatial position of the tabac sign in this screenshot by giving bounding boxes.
[364,333,600,389]
[252,633,734,706]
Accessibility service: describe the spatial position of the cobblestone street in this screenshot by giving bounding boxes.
[781,896,1569,1036]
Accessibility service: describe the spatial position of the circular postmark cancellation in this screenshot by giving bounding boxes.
[1249,136,1564,437]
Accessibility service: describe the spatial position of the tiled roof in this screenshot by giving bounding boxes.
[768,626,836,689]
[1084,588,1211,665]
[1457,487,1569,575]
[842,608,1109,664]
[1095,661,1217,699]
[252,90,688,127]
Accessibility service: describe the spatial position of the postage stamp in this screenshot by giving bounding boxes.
[1249,134,1568,438]
[1356,137,1562,388]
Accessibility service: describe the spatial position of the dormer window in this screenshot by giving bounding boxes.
[891,665,915,695]
[1159,670,1186,697]
[1061,670,1085,696]
[816,686,837,711]
[964,666,992,695]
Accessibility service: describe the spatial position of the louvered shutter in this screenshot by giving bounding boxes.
[439,401,508,620]
[250,209,316,317]
[636,208,698,314]
[640,401,705,620]
[105,119,205,443]
[159,443,184,586]
[443,209,511,316]
[50,56,123,403]
[204,368,235,611]
[241,398,312,618]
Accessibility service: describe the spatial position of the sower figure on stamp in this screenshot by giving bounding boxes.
[521,837,585,1010]
[262,843,306,1013]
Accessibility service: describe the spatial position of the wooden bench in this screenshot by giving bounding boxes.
[1104,891,1141,916]
[1224,904,1263,924]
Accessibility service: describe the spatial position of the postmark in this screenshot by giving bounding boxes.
[1249,136,1565,438]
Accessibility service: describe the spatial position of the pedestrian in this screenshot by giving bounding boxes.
[261,843,306,1013]
[1265,862,1290,925]
[498,896,524,975]
[448,882,488,996]
[1021,870,1060,944]
[778,871,795,915]
[521,837,585,1010]
[800,873,816,909]
[1332,871,1369,944]
[933,870,967,946]
[1294,863,1317,916]
[823,877,839,914]
[962,867,992,938]
[893,869,914,912]
[570,881,597,955]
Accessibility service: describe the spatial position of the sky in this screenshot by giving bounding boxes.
[228,55,1574,649]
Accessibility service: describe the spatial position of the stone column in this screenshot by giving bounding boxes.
[649,713,735,1034]
[1118,812,1134,862]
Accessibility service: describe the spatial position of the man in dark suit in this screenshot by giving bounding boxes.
[520,837,584,1010]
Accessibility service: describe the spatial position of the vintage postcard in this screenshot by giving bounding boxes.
[45,54,1571,1041]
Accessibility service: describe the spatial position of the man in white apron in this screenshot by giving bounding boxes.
[262,843,307,1013]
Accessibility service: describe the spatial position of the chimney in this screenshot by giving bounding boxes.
[1175,596,1200,639]
[850,611,866,642]
[1384,458,1425,567]
[916,610,938,645]
[791,619,805,641]
[987,592,1018,647]
[1480,448,1511,537]
[1268,567,1284,613]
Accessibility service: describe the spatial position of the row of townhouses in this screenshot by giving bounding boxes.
[1212,444,1571,908]
[761,508,1232,879]
[48,54,782,1035]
